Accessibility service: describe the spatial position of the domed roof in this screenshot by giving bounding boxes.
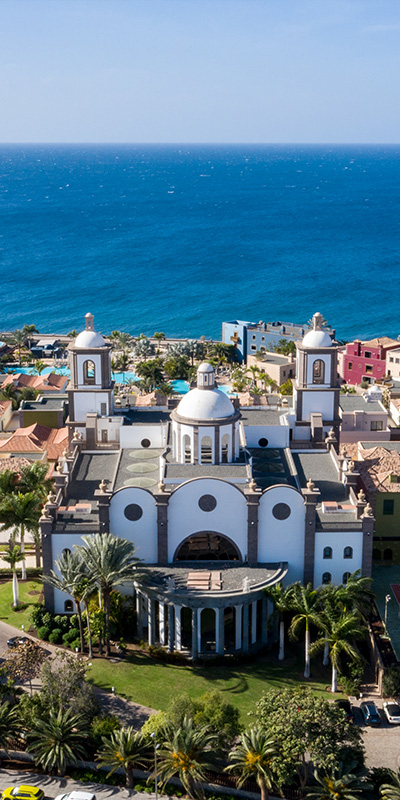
[176,387,235,421]
[197,362,214,373]
[74,329,106,349]
[302,329,332,348]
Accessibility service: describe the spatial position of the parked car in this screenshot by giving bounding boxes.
[383,701,400,724]
[55,793,96,800]
[6,636,30,648]
[334,698,353,723]
[2,786,44,800]
[360,701,381,726]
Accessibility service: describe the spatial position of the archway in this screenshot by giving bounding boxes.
[174,532,241,561]
[200,608,216,652]
[200,435,213,464]
[83,360,96,385]
[183,434,191,463]
[221,433,230,463]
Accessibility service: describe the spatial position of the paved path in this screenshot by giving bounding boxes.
[0,767,158,800]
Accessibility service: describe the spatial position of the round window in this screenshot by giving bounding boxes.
[141,438,151,448]
[272,502,291,520]
[124,504,143,521]
[198,494,217,512]
[258,437,269,447]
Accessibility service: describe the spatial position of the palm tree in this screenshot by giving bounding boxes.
[32,359,46,376]
[156,716,217,800]
[44,550,90,653]
[310,611,366,693]
[306,768,366,799]
[19,461,53,499]
[96,726,148,788]
[76,533,143,656]
[2,545,24,606]
[9,329,27,364]
[380,771,400,799]
[247,364,260,388]
[27,706,88,776]
[135,358,165,390]
[0,700,21,755]
[338,571,375,619]
[0,383,20,410]
[0,468,19,497]
[22,324,38,349]
[265,583,294,660]
[0,491,42,580]
[289,583,323,678]
[226,727,278,800]
[157,382,175,396]
[153,331,166,354]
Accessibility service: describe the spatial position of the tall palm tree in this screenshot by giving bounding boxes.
[0,700,21,754]
[22,324,38,350]
[289,583,323,678]
[247,364,260,388]
[44,550,90,653]
[27,706,88,776]
[0,469,19,497]
[32,359,46,376]
[265,583,294,660]
[153,331,166,354]
[0,383,20,410]
[19,461,54,499]
[0,491,42,580]
[96,726,148,788]
[306,769,366,799]
[380,771,400,799]
[226,727,278,800]
[76,533,143,656]
[2,545,24,606]
[156,716,217,800]
[9,329,27,364]
[310,611,366,693]
[338,571,375,620]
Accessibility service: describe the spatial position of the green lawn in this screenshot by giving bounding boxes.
[89,648,340,723]
[0,578,43,631]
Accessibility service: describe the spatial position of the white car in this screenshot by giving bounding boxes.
[383,701,400,724]
[55,794,96,800]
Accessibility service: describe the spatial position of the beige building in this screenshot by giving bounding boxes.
[246,351,296,387]
[386,348,400,380]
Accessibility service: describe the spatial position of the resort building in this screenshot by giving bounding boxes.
[0,372,68,393]
[246,351,296,387]
[338,338,399,386]
[0,400,13,432]
[40,313,374,656]
[0,423,68,464]
[222,318,335,363]
[339,386,390,444]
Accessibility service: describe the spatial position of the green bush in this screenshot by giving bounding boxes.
[69,637,81,650]
[48,628,62,645]
[37,625,51,640]
[54,615,70,631]
[383,665,400,697]
[62,628,79,644]
[30,605,47,629]
[90,714,121,750]
[42,612,53,628]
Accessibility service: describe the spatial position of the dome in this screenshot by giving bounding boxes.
[74,329,106,349]
[197,362,214,374]
[176,387,235,421]
[302,329,332,348]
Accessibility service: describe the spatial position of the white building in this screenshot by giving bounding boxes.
[41,313,374,657]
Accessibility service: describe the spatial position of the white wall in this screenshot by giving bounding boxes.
[306,354,332,388]
[244,424,289,449]
[313,530,363,586]
[302,391,334,421]
[119,424,167,449]
[167,478,248,562]
[109,487,158,562]
[74,391,111,421]
[97,417,123,443]
[258,485,305,583]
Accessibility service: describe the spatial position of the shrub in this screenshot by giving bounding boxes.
[383,665,400,697]
[30,605,47,630]
[48,628,62,645]
[42,612,53,629]
[90,714,121,750]
[62,628,79,644]
[54,615,70,631]
[69,637,81,651]
[36,625,51,640]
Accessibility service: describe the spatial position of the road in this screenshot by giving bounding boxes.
[0,768,159,800]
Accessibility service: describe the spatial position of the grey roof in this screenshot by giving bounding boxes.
[340,395,385,413]
[256,353,290,366]
[22,397,66,410]
[316,517,363,531]
[114,448,162,493]
[249,447,297,490]
[67,451,120,502]
[144,562,287,598]
[293,451,347,502]
[119,409,170,425]
[164,463,249,481]
[240,408,289,425]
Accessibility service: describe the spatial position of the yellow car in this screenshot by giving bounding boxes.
[2,787,44,800]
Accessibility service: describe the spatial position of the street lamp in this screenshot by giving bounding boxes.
[385,594,392,629]
[150,732,161,800]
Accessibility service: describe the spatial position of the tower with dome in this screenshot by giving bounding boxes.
[41,311,374,657]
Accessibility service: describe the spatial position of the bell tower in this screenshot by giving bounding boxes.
[293,312,340,442]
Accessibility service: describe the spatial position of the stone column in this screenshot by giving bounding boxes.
[361,504,375,578]
[261,596,268,644]
[159,603,166,645]
[136,590,143,639]
[246,487,260,564]
[243,604,249,652]
[235,605,242,650]
[251,600,258,644]
[215,607,224,656]
[175,605,182,651]
[154,492,169,564]
[192,608,198,659]
[197,608,202,655]
[94,486,111,533]
[40,513,54,613]
[302,480,321,586]
[167,605,174,652]
[345,466,360,497]
[147,597,156,646]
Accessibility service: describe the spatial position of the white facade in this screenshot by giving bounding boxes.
[258,486,306,582]
[314,530,363,586]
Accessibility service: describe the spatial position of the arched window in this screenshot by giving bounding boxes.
[373,548,381,561]
[313,359,325,385]
[322,572,331,584]
[343,572,351,585]
[83,359,96,385]
[323,546,332,559]
[64,600,73,612]
[343,546,353,559]
[200,435,212,464]
[183,434,191,464]
[384,548,393,561]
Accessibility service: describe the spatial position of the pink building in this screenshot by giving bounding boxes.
[338,337,399,386]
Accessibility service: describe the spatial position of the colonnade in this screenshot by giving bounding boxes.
[136,591,270,656]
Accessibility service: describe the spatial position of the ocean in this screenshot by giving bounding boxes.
[0,144,399,342]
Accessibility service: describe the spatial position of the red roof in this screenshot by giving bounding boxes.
[1,372,67,392]
[0,423,68,461]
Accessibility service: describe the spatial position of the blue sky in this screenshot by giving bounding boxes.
[1,0,399,143]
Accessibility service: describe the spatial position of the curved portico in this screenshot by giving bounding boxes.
[135,561,287,657]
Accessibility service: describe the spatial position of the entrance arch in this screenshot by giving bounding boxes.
[174,532,242,561]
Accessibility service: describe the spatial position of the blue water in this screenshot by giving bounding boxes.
[1,144,400,342]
